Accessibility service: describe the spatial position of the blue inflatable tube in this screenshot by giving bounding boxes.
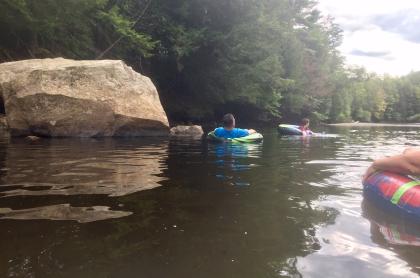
[278,124,303,135]
[363,171,420,222]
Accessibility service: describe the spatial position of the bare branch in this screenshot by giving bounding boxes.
[96,0,152,59]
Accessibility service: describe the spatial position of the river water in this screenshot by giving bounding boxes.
[0,126,419,278]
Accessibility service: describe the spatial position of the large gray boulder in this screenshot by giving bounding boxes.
[0,58,169,137]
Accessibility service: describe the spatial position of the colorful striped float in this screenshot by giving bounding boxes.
[363,171,420,222]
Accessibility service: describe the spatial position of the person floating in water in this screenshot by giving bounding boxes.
[214,113,256,139]
[363,147,420,181]
[299,118,313,136]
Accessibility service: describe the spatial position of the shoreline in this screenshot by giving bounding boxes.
[326,122,420,127]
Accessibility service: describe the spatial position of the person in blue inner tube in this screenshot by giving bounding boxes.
[299,118,314,136]
[214,113,256,139]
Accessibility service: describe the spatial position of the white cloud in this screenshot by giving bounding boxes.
[317,0,420,76]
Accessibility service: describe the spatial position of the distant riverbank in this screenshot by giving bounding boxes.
[327,122,420,127]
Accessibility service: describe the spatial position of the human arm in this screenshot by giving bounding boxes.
[363,148,420,181]
[247,129,256,134]
[302,130,314,136]
[234,128,252,137]
[403,147,420,155]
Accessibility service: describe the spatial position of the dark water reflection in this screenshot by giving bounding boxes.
[0,127,419,277]
[0,138,168,199]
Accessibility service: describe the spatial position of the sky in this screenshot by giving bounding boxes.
[317,0,420,76]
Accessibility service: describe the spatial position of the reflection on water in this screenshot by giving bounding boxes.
[211,143,262,186]
[363,200,420,247]
[0,138,168,222]
[0,127,419,277]
[0,204,132,223]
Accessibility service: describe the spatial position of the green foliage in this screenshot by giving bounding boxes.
[0,0,419,123]
[0,0,105,58]
[97,6,156,57]
[407,114,420,122]
[327,68,420,123]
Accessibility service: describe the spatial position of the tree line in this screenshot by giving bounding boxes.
[1,0,419,124]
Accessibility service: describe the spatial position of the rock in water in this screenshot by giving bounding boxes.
[170,125,204,137]
[0,58,169,137]
[25,135,40,141]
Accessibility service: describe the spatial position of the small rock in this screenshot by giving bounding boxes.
[25,135,40,141]
[170,125,204,137]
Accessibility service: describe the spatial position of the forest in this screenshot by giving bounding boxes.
[1,0,419,124]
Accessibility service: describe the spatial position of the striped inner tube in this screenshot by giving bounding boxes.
[391,180,420,205]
